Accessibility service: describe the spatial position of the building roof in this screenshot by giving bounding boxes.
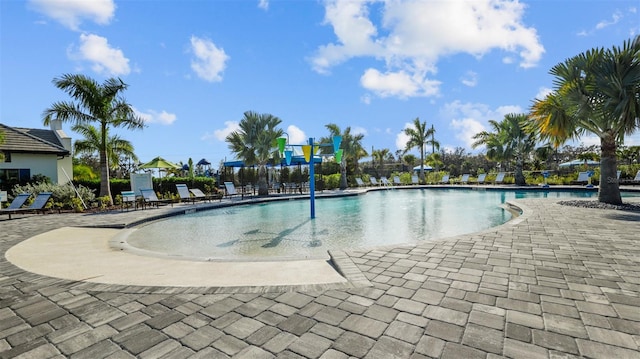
[0,123,70,156]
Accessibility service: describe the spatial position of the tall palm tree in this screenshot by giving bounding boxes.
[226,111,283,195]
[472,114,537,185]
[72,123,138,174]
[403,118,439,183]
[529,36,640,205]
[43,74,145,204]
[321,124,367,190]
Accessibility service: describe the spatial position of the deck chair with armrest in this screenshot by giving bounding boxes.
[0,193,31,219]
[190,188,220,202]
[477,173,487,185]
[176,184,197,204]
[440,174,450,184]
[494,172,505,185]
[140,188,173,209]
[120,191,137,211]
[355,178,365,187]
[2,192,52,219]
[224,182,239,199]
[393,176,402,186]
[370,177,380,186]
[459,174,470,184]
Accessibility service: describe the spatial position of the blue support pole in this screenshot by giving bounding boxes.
[309,137,316,219]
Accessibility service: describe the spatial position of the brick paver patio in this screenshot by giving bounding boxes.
[1,194,639,358]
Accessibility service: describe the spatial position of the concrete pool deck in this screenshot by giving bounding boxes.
[1,188,639,358]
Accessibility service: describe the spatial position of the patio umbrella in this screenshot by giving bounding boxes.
[139,156,181,177]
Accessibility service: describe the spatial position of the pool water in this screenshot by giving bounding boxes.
[125,189,623,260]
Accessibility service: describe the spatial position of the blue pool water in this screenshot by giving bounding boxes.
[124,189,628,260]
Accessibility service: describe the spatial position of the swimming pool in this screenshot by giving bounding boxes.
[124,188,632,261]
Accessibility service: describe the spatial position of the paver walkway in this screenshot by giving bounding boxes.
[1,196,639,358]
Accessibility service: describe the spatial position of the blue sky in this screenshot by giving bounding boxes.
[1,0,639,167]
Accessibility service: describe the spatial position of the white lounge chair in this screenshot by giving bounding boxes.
[576,172,589,183]
[380,177,391,186]
[460,174,470,184]
[440,174,450,184]
[224,182,239,198]
[355,178,365,187]
[140,188,172,209]
[477,173,487,185]
[393,176,402,185]
[411,175,419,185]
[494,172,505,185]
[370,177,380,186]
[176,184,197,203]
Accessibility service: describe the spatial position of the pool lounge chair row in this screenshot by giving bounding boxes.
[1,192,52,219]
[121,184,220,211]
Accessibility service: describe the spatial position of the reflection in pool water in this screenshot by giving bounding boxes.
[125,189,608,260]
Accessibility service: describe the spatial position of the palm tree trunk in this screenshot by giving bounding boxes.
[99,149,113,205]
[515,159,526,186]
[339,161,347,190]
[258,165,269,196]
[598,134,622,205]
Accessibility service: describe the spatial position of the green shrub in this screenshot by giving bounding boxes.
[12,182,96,210]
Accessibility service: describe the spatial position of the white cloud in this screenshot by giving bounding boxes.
[258,0,269,10]
[134,108,177,125]
[443,100,523,150]
[360,68,441,98]
[208,121,239,141]
[190,36,229,82]
[68,33,130,76]
[461,71,478,87]
[395,123,412,151]
[596,11,622,30]
[312,0,544,98]
[286,125,307,144]
[28,0,115,30]
[535,87,553,100]
[352,126,368,136]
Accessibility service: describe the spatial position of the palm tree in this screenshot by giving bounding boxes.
[43,74,145,204]
[226,111,283,196]
[472,114,537,185]
[321,124,367,190]
[371,148,391,177]
[72,123,138,174]
[529,36,640,205]
[403,118,439,183]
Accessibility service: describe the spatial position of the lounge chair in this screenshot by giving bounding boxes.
[1,193,31,219]
[576,171,589,183]
[176,184,199,204]
[121,191,137,211]
[140,188,173,209]
[224,182,239,199]
[189,188,219,202]
[1,192,52,219]
[494,172,505,185]
[460,174,470,184]
[440,174,450,184]
[355,178,365,187]
[393,176,402,185]
[477,173,487,185]
[411,175,419,185]
[380,177,391,186]
[370,177,380,186]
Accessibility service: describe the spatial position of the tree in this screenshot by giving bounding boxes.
[529,36,640,204]
[43,74,145,204]
[72,123,138,174]
[226,111,283,196]
[321,124,367,190]
[472,113,537,185]
[371,148,390,177]
[403,118,439,183]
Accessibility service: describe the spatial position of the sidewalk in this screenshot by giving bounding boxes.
[0,196,638,358]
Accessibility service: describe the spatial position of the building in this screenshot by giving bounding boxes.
[0,121,72,190]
